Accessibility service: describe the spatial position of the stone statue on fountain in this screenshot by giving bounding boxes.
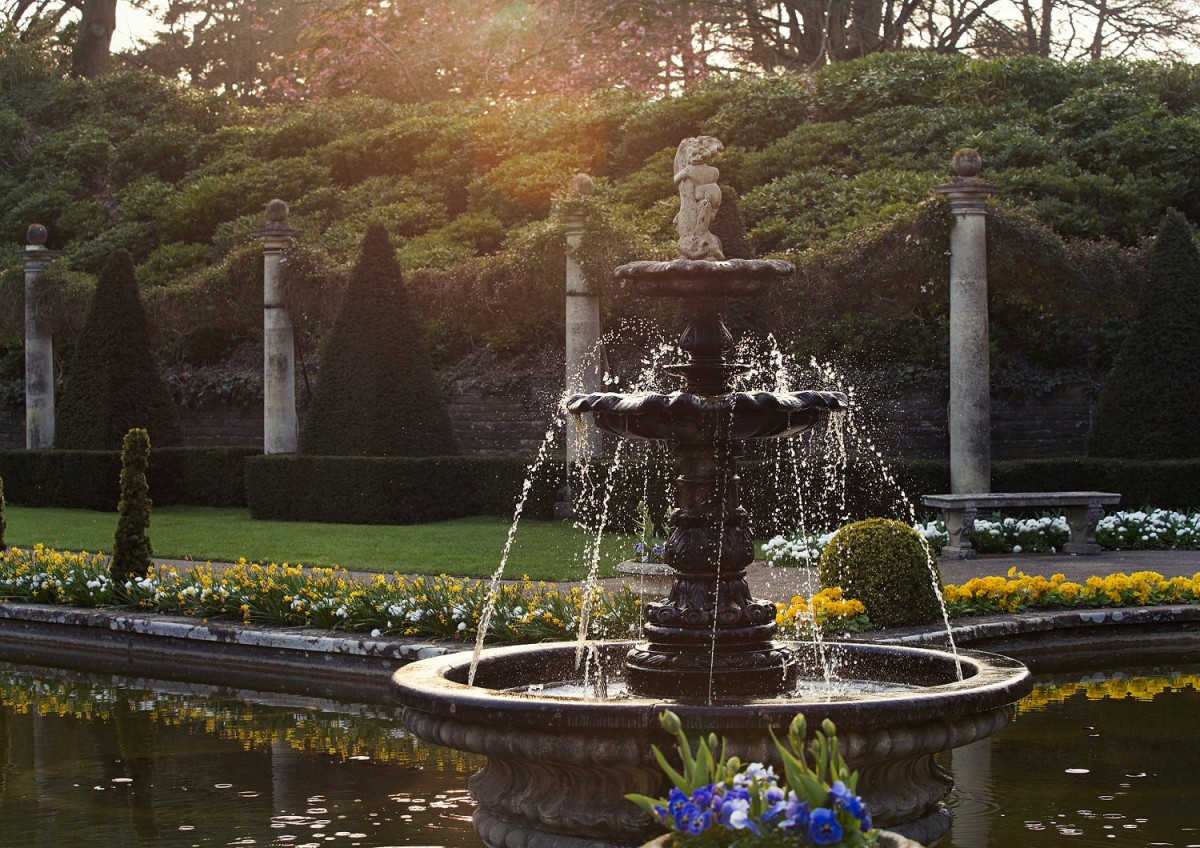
[673,136,725,260]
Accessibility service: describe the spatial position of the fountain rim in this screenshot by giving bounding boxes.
[564,389,849,417]
[614,257,794,297]
[392,640,1033,731]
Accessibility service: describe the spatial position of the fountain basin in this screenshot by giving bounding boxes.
[566,390,848,441]
[393,640,1032,847]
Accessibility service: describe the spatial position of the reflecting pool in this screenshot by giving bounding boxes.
[0,662,480,847]
[946,663,1200,847]
[1,660,1197,847]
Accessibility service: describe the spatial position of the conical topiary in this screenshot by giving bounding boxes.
[299,224,460,456]
[111,428,153,583]
[714,186,768,338]
[55,250,183,450]
[1087,211,1200,458]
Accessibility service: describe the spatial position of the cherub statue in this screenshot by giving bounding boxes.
[673,136,725,260]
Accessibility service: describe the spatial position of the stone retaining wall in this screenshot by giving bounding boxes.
[0,385,1091,460]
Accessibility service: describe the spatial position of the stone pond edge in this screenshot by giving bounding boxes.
[1,602,1199,702]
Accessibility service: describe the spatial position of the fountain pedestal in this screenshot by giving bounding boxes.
[568,258,845,699]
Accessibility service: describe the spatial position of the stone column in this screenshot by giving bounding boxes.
[563,174,604,464]
[935,150,998,494]
[256,200,299,454]
[22,224,59,449]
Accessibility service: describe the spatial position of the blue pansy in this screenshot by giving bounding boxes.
[807,807,844,845]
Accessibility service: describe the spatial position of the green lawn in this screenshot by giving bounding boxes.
[4,506,637,582]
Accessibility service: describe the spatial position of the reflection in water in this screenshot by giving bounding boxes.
[0,662,481,847]
[3,660,1199,847]
[946,665,1200,847]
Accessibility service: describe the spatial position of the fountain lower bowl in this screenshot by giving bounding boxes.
[393,640,1032,848]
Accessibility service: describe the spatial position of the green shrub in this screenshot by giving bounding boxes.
[56,250,183,450]
[111,428,152,582]
[467,149,593,227]
[818,517,943,629]
[1088,211,1200,458]
[299,224,460,457]
[811,52,968,120]
[0,472,6,548]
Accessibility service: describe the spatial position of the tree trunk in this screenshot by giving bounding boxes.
[71,0,118,78]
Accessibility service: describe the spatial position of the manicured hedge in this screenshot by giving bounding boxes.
[0,447,258,510]
[993,458,1200,511]
[245,455,559,524]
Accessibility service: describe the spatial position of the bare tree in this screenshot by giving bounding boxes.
[701,0,1200,69]
[2,0,124,77]
[71,0,116,76]
[953,0,1200,59]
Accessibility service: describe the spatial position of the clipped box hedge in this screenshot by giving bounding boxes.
[0,447,259,510]
[245,455,560,524]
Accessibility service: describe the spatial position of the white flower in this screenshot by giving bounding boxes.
[457,622,467,632]
[370,628,381,637]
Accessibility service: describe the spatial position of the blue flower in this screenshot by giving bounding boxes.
[716,792,759,834]
[807,807,844,845]
[779,794,810,833]
[830,780,872,829]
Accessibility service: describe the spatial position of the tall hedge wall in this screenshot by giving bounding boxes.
[0,447,258,510]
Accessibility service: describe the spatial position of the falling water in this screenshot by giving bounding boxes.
[573,440,627,667]
[469,416,565,687]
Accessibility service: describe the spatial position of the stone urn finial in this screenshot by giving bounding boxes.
[951,148,982,179]
[26,223,48,247]
[568,173,594,197]
[266,198,290,224]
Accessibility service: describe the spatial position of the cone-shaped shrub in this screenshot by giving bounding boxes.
[1088,212,1200,458]
[111,428,152,582]
[56,250,183,450]
[300,224,460,456]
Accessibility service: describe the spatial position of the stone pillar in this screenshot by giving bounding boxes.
[256,200,299,454]
[21,224,59,449]
[563,174,603,464]
[935,150,998,494]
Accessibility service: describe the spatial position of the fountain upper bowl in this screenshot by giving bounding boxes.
[616,257,793,298]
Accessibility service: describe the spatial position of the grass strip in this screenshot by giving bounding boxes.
[5,506,636,582]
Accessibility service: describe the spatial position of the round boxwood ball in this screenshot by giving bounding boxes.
[818,517,944,629]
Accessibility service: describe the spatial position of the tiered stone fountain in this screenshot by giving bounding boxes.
[393,136,1032,847]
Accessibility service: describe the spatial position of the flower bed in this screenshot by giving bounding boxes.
[0,544,870,643]
[765,508,1200,564]
[943,567,1200,616]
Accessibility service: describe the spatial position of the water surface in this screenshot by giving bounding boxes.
[2,660,1197,847]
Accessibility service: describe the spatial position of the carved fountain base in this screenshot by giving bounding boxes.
[394,641,1032,847]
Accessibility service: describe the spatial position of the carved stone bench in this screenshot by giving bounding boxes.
[921,492,1122,559]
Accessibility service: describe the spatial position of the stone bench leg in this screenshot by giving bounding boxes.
[940,506,977,560]
[1063,503,1104,555]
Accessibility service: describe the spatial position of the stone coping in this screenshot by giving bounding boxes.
[0,601,460,703]
[922,491,1121,508]
[0,601,1198,700]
